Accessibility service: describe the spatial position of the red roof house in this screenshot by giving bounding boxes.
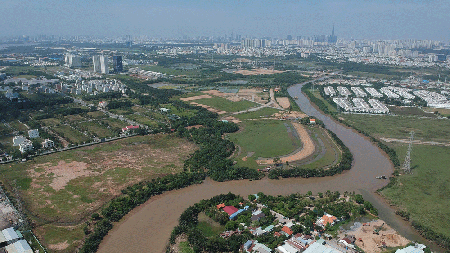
[282,226,293,236]
[223,206,239,216]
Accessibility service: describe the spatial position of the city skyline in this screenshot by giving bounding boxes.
[1,0,450,41]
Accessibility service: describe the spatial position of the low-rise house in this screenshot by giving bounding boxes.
[12,136,27,146]
[223,206,239,216]
[42,139,54,148]
[5,239,33,253]
[244,240,272,253]
[316,214,337,227]
[281,226,293,237]
[28,129,39,138]
[19,140,33,153]
[395,244,427,253]
[122,125,139,133]
[230,206,249,220]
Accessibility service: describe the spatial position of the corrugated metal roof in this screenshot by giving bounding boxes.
[2,227,19,241]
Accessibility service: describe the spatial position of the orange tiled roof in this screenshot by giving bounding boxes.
[216,203,225,209]
[282,226,293,236]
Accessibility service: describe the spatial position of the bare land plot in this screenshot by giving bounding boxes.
[0,134,197,253]
[276,97,291,109]
[234,68,285,75]
[342,219,410,253]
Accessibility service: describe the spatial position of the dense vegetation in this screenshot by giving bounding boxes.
[172,102,261,181]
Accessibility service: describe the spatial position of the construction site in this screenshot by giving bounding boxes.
[339,219,410,253]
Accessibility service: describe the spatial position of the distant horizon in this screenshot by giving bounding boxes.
[2,0,450,41]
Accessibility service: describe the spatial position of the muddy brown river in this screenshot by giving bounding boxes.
[98,82,437,253]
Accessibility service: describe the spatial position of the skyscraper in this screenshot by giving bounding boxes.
[100,55,109,74]
[93,55,101,73]
[113,56,123,73]
[328,25,337,44]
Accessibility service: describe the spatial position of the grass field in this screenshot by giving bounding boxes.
[423,107,450,117]
[388,106,437,117]
[228,120,301,168]
[340,114,450,142]
[300,126,340,169]
[52,125,90,144]
[310,89,338,113]
[381,144,450,238]
[179,242,194,253]
[197,213,224,237]
[194,96,258,113]
[76,121,116,138]
[234,107,280,120]
[0,134,197,253]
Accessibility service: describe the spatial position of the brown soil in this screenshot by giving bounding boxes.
[31,161,95,191]
[234,69,285,75]
[48,241,69,251]
[344,219,410,253]
[276,97,291,109]
[179,94,212,101]
[256,123,315,164]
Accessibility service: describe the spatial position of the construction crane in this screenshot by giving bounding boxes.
[402,131,414,174]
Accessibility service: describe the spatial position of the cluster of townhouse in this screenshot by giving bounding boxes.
[413,90,450,108]
[240,208,352,253]
[333,98,389,114]
[55,79,126,95]
[12,130,54,153]
[128,67,166,80]
[0,77,59,100]
[0,227,33,253]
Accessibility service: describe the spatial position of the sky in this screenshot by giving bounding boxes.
[1,0,450,41]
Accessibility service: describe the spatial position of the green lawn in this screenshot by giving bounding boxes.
[193,96,258,113]
[340,114,450,142]
[52,125,90,144]
[197,213,224,237]
[301,126,340,169]
[235,107,280,120]
[381,144,450,238]
[310,89,338,113]
[228,120,301,168]
[179,242,194,253]
[77,121,116,138]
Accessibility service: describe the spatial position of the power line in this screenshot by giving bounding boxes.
[402,131,414,174]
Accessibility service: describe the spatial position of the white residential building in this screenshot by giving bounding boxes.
[28,129,39,138]
[19,140,33,153]
[100,55,109,74]
[42,139,55,148]
[93,55,101,73]
[12,136,27,146]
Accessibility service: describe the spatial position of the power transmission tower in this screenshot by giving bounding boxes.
[402,131,414,174]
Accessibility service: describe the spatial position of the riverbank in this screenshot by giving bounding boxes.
[96,80,430,253]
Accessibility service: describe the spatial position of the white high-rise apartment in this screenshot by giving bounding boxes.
[100,55,109,74]
[93,55,101,72]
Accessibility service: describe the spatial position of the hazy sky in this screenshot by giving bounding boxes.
[2,0,449,40]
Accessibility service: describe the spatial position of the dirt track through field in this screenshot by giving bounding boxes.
[256,123,315,165]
